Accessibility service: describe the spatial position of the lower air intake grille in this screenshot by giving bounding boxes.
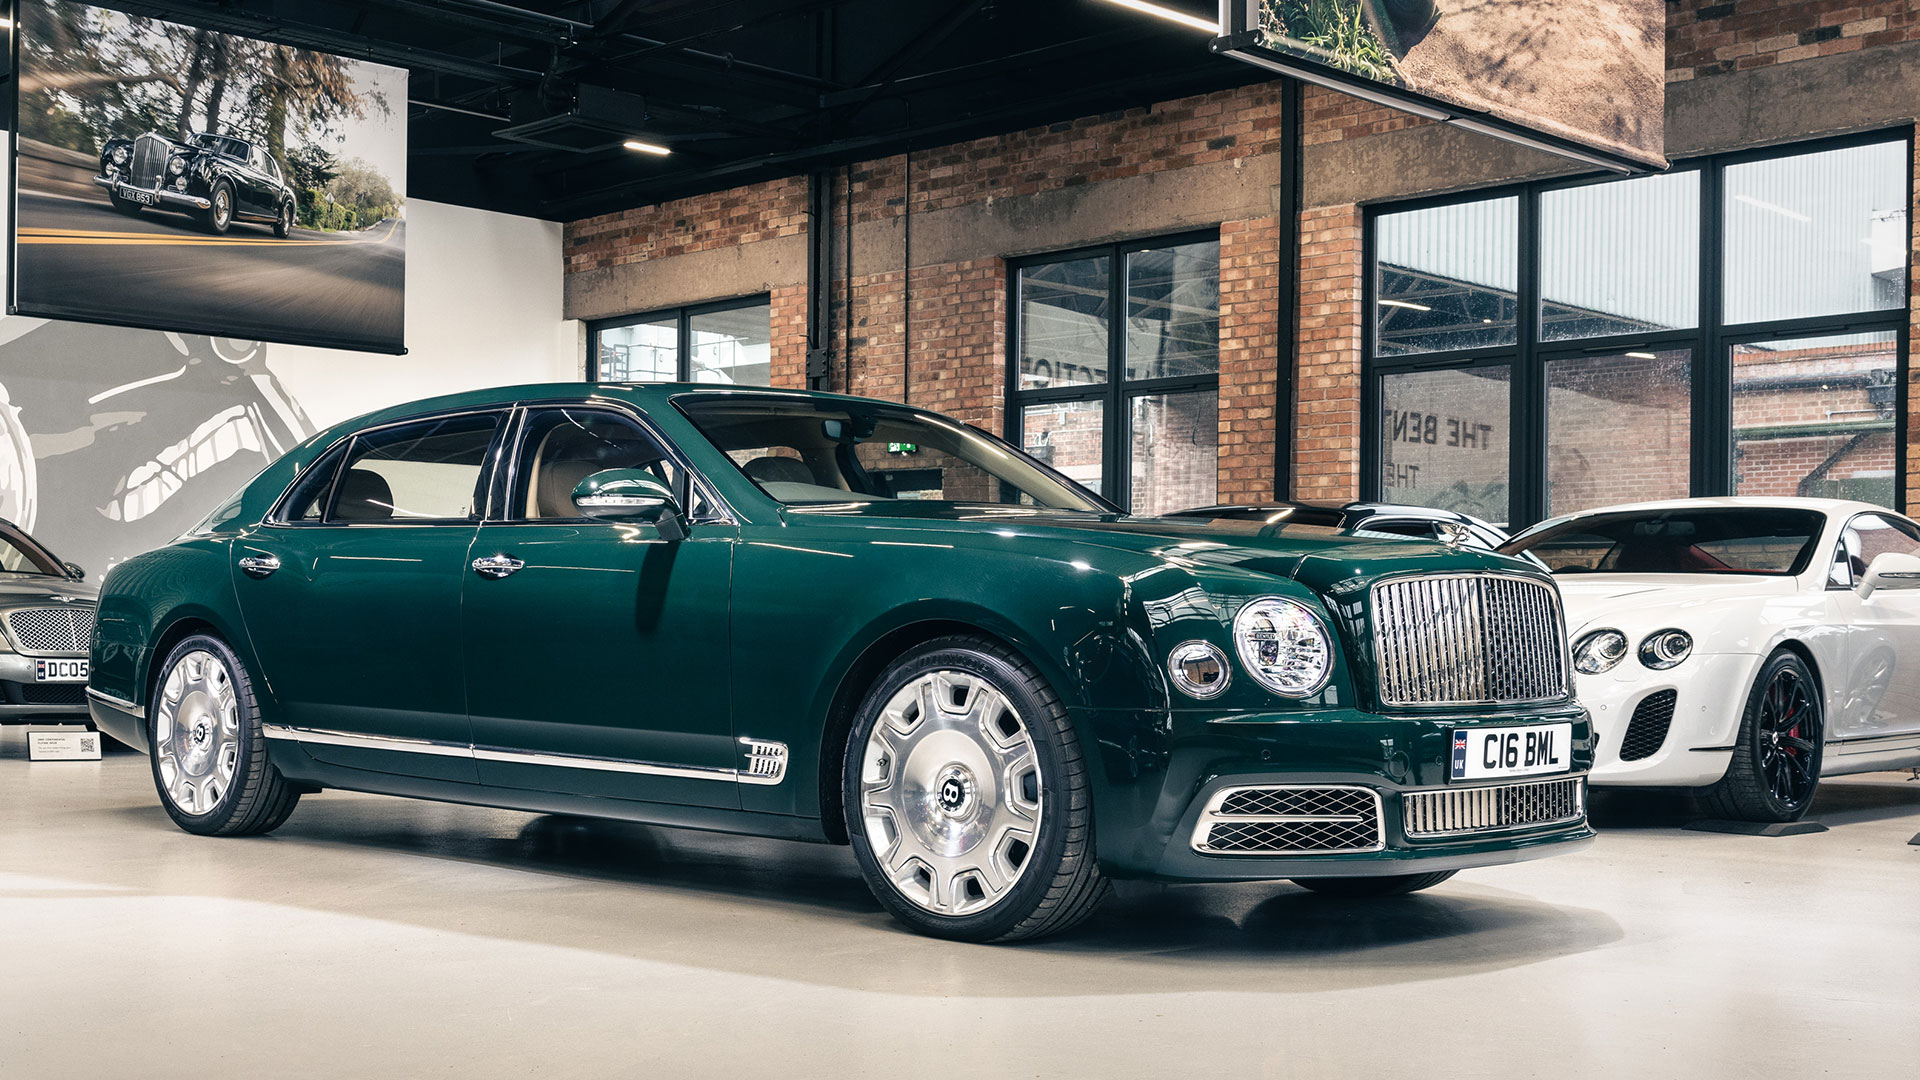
[1619,690,1678,762]
[1192,785,1384,855]
[1403,776,1585,838]
[20,684,86,706]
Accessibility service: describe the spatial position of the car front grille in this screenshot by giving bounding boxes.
[1192,784,1384,855]
[130,134,168,188]
[6,607,95,654]
[1402,776,1586,838]
[1619,689,1678,762]
[1371,574,1570,706]
[0,680,87,707]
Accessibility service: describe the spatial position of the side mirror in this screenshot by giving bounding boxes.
[1857,551,1920,598]
[571,469,684,540]
[63,562,84,581]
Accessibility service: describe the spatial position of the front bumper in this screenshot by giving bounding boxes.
[1079,703,1597,881]
[0,653,89,721]
[1579,653,1756,787]
[93,175,212,212]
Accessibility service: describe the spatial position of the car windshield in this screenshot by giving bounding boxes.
[1501,507,1825,576]
[675,396,1108,511]
[0,529,64,576]
[188,133,247,159]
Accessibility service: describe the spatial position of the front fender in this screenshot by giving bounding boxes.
[90,538,246,711]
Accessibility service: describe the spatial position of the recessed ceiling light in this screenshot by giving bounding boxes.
[623,140,671,156]
[1096,0,1220,34]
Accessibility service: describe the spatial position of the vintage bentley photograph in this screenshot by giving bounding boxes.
[10,0,407,352]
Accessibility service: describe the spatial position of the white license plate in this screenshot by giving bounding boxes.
[118,184,156,205]
[1451,723,1572,780]
[35,659,88,683]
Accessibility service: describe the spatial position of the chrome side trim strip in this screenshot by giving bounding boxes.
[471,745,736,781]
[262,723,474,758]
[85,687,141,712]
[262,723,790,786]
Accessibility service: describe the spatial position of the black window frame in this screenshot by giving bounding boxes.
[1363,129,1914,528]
[1005,228,1222,511]
[587,295,772,383]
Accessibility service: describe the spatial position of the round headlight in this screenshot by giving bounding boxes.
[1167,640,1231,700]
[1639,629,1693,670]
[1572,629,1628,675]
[1232,597,1333,698]
[111,146,128,164]
[168,156,187,176]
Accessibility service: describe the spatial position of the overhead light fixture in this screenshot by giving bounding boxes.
[1096,0,1220,34]
[1380,299,1432,312]
[623,139,672,156]
[1625,351,1658,360]
[1733,194,1810,223]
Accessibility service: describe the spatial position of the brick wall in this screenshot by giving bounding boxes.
[565,176,808,275]
[1292,205,1364,504]
[1666,0,1919,82]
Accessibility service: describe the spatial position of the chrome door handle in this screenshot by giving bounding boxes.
[471,554,525,579]
[237,554,280,579]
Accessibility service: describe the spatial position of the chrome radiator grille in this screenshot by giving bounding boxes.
[1402,777,1585,838]
[6,607,95,654]
[1191,785,1384,855]
[1371,574,1569,706]
[130,134,168,188]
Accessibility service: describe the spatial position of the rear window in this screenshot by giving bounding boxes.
[1502,507,1825,576]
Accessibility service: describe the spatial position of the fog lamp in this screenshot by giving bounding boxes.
[1167,640,1231,700]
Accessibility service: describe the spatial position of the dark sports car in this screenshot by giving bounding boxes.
[94,130,295,237]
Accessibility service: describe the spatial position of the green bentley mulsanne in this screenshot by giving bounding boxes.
[88,384,1594,941]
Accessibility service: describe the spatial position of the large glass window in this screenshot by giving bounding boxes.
[1733,331,1899,506]
[590,298,772,385]
[1367,134,1910,526]
[1010,234,1219,513]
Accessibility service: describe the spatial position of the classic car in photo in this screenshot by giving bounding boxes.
[0,518,96,728]
[1502,498,1920,823]
[87,384,1595,941]
[94,130,296,236]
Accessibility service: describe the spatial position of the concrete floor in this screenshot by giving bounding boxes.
[2,728,1917,1079]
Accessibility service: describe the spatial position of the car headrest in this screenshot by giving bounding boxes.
[333,468,394,521]
[742,455,813,486]
[538,460,603,519]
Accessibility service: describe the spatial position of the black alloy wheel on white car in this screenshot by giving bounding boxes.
[1702,650,1825,823]
[148,634,301,836]
[843,635,1108,942]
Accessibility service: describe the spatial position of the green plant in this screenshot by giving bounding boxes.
[1262,0,1398,83]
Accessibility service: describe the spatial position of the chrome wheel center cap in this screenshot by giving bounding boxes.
[935,765,977,818]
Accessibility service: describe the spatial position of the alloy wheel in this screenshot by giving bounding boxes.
[153,649,241,815]
[1756,665,1818,811]
[859,670,1043,916]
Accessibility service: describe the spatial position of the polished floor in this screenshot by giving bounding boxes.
[3,728,1917,1079]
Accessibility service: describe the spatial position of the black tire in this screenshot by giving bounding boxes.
[147,633,300,836]
[1700,650,1824,823]
[108,194,145,216]
[843,635,1108,942]
[202,180,234,234]
[1292,870,1458,897]
[273,200,293,238]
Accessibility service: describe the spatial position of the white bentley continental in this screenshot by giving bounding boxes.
[1501,497,1920,822]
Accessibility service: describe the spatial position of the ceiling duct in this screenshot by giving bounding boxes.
[493,83,656,152]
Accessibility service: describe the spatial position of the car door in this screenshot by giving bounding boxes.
[232,410,507,781]
[239,146,273,218]
[1823,512,1920,739]
[461,404,742,808]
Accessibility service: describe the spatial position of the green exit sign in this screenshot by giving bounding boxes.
[887,442,918,454]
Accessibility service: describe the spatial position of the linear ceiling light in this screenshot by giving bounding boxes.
[1733,194,1810,223]
[623,140,672,156]
[1624,351,1658,360]
[1379,299,1432,312]
[1096,0,1220,34]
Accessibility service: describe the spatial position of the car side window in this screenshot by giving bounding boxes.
[509,407,711,521]
[1855,514,1920,568]
[324,413,502,524]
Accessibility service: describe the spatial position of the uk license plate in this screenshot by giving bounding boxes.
[35,659,88,683]
[118,185,156,206]
[1451,723,1572,781]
